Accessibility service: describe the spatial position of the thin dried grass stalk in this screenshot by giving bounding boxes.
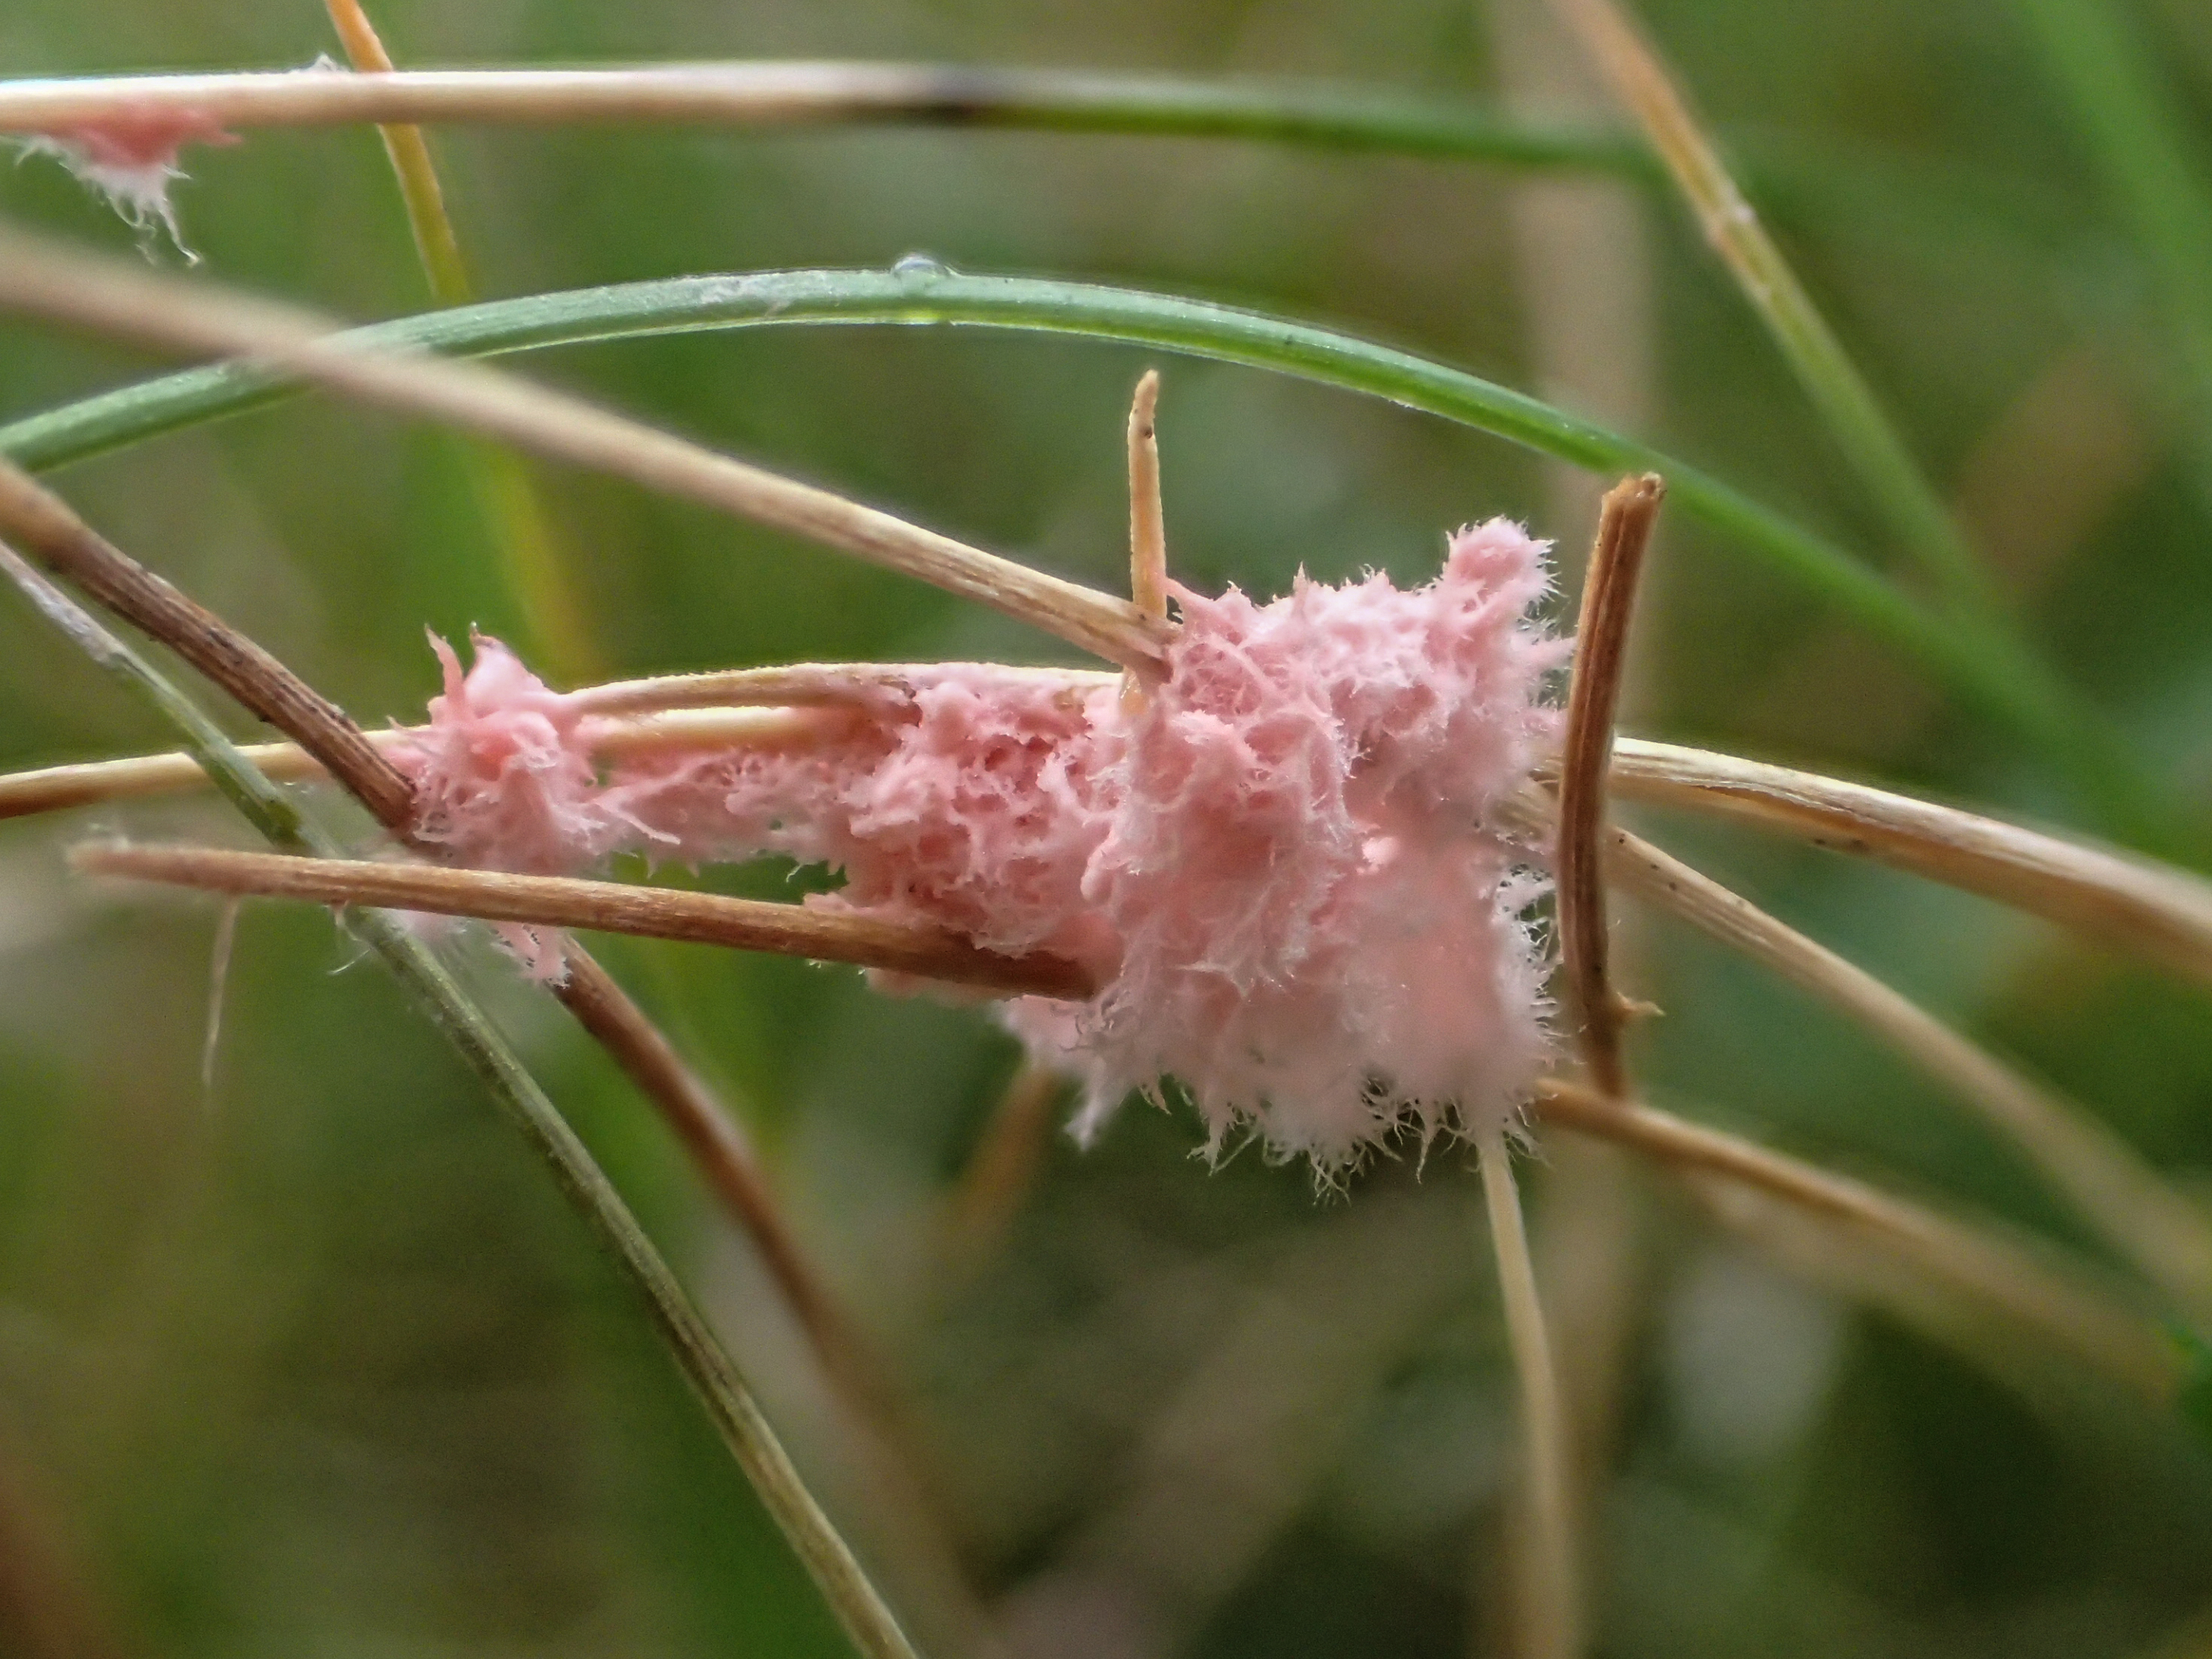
[1556,474,1662,1096]
[0,538,921,1659]
[0,708,839,820]
[1532,1078,2179,1401]
[0,223,1166,672]
[566,662,1099,715]
[1603,738,2212,989]
[1524,799,2212,1326]
[72,842,1098,999]
[0,62,1225,135]
[1126,371,1168,624]
[0,741,322,814]
[0,456,417,822]
[1476,1124,1582,1659]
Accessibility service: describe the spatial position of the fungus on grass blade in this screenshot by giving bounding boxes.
[396,519,1567,1174]
[14,108,235,259]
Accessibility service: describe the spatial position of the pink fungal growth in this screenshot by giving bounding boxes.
[606,667,1129,972]
[15,108,236,259]
[1032,519,1568,1167]
[395,518,1567,1172]
[398,632,621,877]
[390,632,620,977]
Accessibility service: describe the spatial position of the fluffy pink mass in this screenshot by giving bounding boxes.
[15,108,236,258]
[394,520,1567,1169]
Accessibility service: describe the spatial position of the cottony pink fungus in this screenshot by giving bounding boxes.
[15,108,236,257]
[395,519,1567,1172]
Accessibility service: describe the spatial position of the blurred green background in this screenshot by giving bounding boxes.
[2,0,2211,1654]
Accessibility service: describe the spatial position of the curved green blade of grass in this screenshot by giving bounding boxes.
[0,268,2156,836]
[0,544,918,1659]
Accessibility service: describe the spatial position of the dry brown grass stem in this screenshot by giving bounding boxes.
[1476,1124,1582,1659]
[74,842,1099,1000]
[0,456,419,825]
[0,222,1167,672]
[1532,1078,2180,1401]
[1120,369,1169,720]
[0,62,1201,135]
[0,456,431,842]
[1558,473,1663,1096]
[566,661,1109,715]
[1540,0,1767,299]
[1542,0,1989,618]
[938,1063,1067,1269]
[546,957,900,1416]
[0,709,833,819]
[580,706,858,754]
[1603,737,2212,989]
[1127,371,1167,623]
[1529,799,2212,1326]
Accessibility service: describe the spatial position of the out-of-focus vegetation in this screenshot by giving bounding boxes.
[1,0,2210,1655]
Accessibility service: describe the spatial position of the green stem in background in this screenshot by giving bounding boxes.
[2010,0,2212,504]
[0,267,2162,841]
[322,0,473,302]
[1546,0,2003,621]
[0,545,919,1659]
[322,0,602,681]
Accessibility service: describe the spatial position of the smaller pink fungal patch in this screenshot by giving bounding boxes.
[395,520,1567,1172]
[15,108,235,259]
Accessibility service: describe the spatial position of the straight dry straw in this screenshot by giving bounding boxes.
[72,842,1095,999]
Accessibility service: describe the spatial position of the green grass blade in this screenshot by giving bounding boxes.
[1547,0,2003,623]
[323,0,605,681]
[0,544,919,1659]
[0,268,2153,836]
[2012,0,2212,496]
[843,68,1652,173]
